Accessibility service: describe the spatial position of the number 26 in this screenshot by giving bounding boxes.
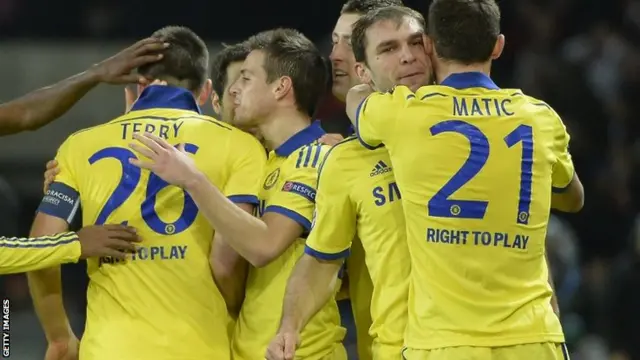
[428,120,533,225]
[89,143,199,235]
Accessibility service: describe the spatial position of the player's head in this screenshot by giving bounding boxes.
[138,26,212,106]
[210,42,250,124]
[351,6,431,92]
[427,0,503,73]
[330,0,404,101]
[230,28,328,127]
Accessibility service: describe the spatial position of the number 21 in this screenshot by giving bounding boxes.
[89,143,200,235]
[428,120,533,225]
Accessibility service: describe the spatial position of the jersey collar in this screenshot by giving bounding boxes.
[440,72,499,90]
[129,85,202,114]
[274,121,325,157]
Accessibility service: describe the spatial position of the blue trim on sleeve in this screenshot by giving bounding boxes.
[227,194,259,205]
[304,245,351,260]
[354,97,383,150]
[552,171,575,194]
[264,205,312,231]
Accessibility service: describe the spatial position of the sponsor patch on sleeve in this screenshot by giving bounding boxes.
[37,182,80,224]
[282,181,316,203]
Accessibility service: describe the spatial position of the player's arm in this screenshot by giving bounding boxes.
[279,149,354,335]
[550,116,584,212]
[0,38,166,136]
[194,145,321,268]
[346,84,403,149]
[0,232,80,274]
[210,137,264,314]
[130,133,320,267]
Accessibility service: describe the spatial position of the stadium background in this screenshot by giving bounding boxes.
[0,0,636,359]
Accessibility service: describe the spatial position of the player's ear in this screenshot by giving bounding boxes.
[491,34,505,60]
[354,62,371,85]
[273,76,292,101]
[197,79,213,106]
[211,91,221,115]
[423,34,434,56]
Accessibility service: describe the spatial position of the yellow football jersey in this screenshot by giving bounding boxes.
[38,86,266,360]
[347,237,375,360]
[355,72,572,349]
[305,137,409,359]
[232,122,346,360]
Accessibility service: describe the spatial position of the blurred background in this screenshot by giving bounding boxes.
[0,0,638,359]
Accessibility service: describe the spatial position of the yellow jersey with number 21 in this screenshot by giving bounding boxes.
[38,85,266,360]
[356,72,573,350]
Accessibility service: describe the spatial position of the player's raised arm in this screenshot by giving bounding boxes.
[549,114,584,212]
[130,133,323,267]
[0,38,167,136]
[266,145,354,359]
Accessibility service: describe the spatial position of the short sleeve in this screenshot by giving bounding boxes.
[551,116,575,193]
[304,148,355,260]
[264,144,330,232]
[355,86,411,149]
[37,137,81,224]
[223,133,266,205]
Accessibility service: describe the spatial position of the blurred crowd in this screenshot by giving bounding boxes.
[0,0,638,359]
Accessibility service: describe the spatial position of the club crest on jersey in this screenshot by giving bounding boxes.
[282,181,316,202]
[263,168,280,190]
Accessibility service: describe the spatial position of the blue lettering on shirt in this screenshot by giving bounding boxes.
[425,227,529,249]
[98,245,188,267]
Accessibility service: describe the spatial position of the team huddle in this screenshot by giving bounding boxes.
[18,0,584,359]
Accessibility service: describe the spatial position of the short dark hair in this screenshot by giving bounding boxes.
[210,43,250,97]
[245,28,328,117]
[341,0,404,14]
[352,6,426,63]
[138,26,209,92]
[428,0,501,64]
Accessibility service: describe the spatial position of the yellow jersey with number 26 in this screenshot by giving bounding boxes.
[232,122,346,360]
[37,85,266,360]
[355,72,573,350]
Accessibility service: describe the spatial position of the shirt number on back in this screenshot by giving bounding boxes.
[428,120,533,225]
[89,143,200,235]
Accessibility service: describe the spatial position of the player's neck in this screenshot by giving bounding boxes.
[258,109,312,152]
[435,60,492,85]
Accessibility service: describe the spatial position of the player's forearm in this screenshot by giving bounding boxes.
[279,254,341,334]
[345,84,373,125]
[186,172,270,265]
[27,267,74,342]
[0,232,80,274]
[211,234,248,315]
[0,70,101,135]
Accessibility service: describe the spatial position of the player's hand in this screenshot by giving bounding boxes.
[128,132,200,188]
[318,133,343,146]
[77,225,141,260]
[43,159,60,194]
[88,38,169,85]
[45,336,79,360]
[265,331,300,360]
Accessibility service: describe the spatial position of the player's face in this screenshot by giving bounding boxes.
[219,61,243,124]
[330,13,362,102]
[359,17,432,92]
[229,50,277,127]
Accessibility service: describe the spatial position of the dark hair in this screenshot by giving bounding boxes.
[138,26,209,92]
[210,42,250,97]
[245,28,328,117]
[428,0,501,64]
[352,6,426,63]
[341,0,404,14]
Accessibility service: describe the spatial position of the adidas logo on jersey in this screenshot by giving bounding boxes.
[370,160,392,177]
